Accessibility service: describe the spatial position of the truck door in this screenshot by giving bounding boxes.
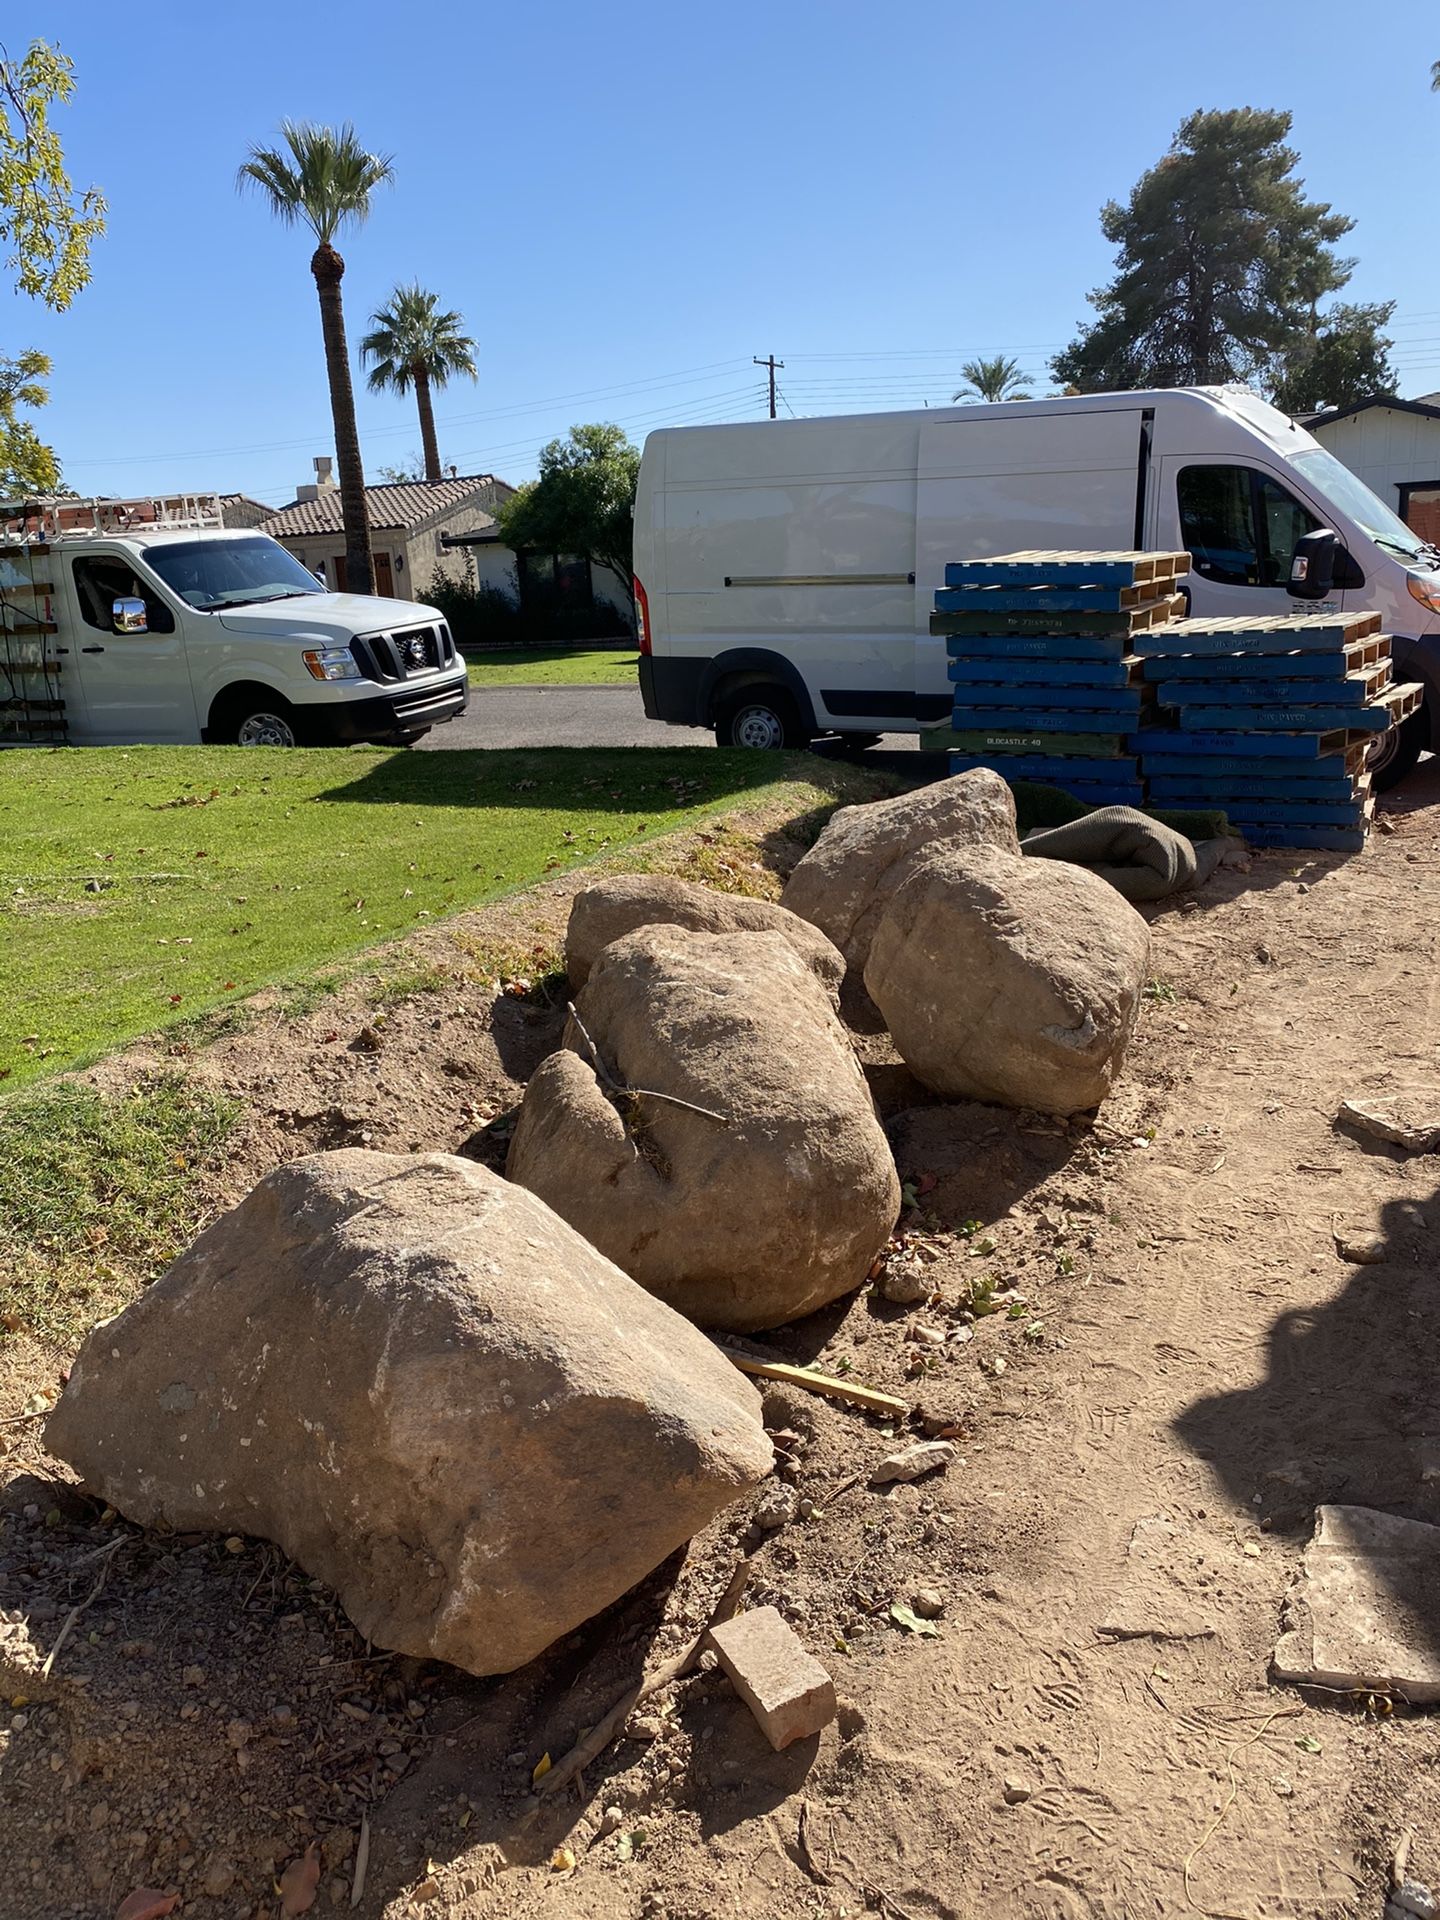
[1153,456,1339,619]
[62,553,197,743]
[916,407,1147,712]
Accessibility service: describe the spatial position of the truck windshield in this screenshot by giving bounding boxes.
[1290,447,1431,562]
[141,536,326,610]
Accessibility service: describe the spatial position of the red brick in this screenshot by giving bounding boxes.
[706,1606,837,1751]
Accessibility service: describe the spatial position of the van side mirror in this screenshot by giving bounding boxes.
[113,595,148,633]
[1289,529,1337,600]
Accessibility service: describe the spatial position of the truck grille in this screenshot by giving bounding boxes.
[353,621,453,683]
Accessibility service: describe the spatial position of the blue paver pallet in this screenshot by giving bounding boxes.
[1133,613,1381,658]
[1147,773,1357,803]
[943,551,1187,590]
[937,585,1156,613]
[945,632,1133,662]
[947,752,1141,784]
[1156,676,1370,707]
[948,657,1139,688]
[1174,702,1390,733]
[1162,798,1367,828]
[956,707,1135,733]
[950,684,1146,716]
[1240,825,1367,852]
[1129,730,1345,759]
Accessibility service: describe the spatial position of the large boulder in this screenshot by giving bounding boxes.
[863,845,1150,1115]
[780,768,1019,970]
[506,926,899,1332]
[565,873,844,996]
[45,1151,772,1677]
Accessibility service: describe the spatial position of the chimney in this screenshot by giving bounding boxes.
[295,455,338,505]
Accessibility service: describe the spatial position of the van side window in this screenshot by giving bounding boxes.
[71,557,175,634]
[1178,465,1320,589]
[1177,466,1260,586]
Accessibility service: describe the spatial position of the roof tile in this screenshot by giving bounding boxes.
[261,475,505,539]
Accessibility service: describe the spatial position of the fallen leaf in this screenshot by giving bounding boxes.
[1295,1734,1322,1753]
[411,1875,440,1903]
[549,1846,576,1873]
[277,1841,321,1915]
[889,1602,941,1638]
[531,1750,552,1784]
[115,1894,178,1920]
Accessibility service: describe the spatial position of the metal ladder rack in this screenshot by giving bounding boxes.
[0,541,66,745]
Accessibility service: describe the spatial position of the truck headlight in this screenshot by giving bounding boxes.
[1406,574,1440,616]
[302,646,361,681]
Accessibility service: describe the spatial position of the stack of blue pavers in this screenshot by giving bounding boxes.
[1131,612,1415,852]
[936,550,1191,807]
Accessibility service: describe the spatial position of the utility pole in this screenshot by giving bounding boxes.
[754,353,784,419]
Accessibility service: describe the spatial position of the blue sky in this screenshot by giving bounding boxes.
[15,0,1440,506]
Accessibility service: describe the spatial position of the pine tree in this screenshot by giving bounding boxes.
[1053,108,1354,392]
[1270,301,1398,414]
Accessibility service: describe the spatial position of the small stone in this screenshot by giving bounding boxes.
[912,1587,945,1620]
[1393,1881,1438,1920]
[182,1665,205,1687]
[754,1483,800,1531]
[1270,1775,1294,1798]
[598,1806,624,1836]
[89,1801,110,1831]
[878,1265,931,1306]
[1002,1776,1032,1805]
[225,1718,253,1749]
[870,1441,957,1486]
[1334,1227,1385,1265]
[202,1857,235,1897]
[626,1714,664,1742]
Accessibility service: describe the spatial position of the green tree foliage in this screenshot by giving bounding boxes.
[1270,301,1398,414]
[0,40,105,310]
[361,285,477,482]
[238,122,393,593]
[498,424,640,608]
[951,354,1031,403]
[1053,109,1355,392]
[0,348,59,494]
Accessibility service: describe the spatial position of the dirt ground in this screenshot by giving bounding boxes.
[3,765,1440,1920]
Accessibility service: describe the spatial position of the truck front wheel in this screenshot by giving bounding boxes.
[714,685,806,750]
[212,691,300,748]
[1369,697,1426,792]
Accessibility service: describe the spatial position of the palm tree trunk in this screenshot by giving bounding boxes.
[414,368,441,482]
[310,243,374,595]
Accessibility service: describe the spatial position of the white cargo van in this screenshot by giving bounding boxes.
[0,495,468,747]
[634,386,1440,785]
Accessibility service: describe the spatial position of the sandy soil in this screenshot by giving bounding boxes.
[3,767,1439,1920]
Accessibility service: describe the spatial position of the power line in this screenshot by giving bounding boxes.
[754,354,784,420]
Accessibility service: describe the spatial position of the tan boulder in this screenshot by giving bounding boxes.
[565,873,844,995]
[863,845,1149,1114]
[780,768,1018,969]
[507,926,900,1331]
[46,1151,771,1676]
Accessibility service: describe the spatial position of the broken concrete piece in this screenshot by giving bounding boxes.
[1336,1099,1440,1155]
[1273,1505,1440,1703]
[47,1151,772,1677]
[706,1605,837,1751]
[870,1441,957,1486]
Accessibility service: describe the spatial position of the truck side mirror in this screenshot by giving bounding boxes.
[1289,529,1337,600]
[113,595,148,634]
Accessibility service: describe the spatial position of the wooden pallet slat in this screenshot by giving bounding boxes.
[932,592,1186,641]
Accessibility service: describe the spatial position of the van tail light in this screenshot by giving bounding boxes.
[633,575,652,655]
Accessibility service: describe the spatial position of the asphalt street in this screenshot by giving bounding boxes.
[420,683,920,754]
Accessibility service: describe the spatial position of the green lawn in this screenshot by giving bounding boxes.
[465,647,639,687]
[0,745,817,1090]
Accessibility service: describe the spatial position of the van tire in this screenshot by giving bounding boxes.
[714,685,806,750]
[1369,697,1426,792]
[211,689,301,749]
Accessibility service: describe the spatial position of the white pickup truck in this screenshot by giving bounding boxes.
[1,496,469,747]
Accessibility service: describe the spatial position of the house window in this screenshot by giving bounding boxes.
[517,551,593,610]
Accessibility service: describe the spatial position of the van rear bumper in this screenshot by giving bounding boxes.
[639,653,705,725]
[301,677,468,743]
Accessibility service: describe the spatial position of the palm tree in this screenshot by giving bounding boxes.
[361,286,477,483]
[952,354,1032,403]
[1432,57,1440,89]
[238,121,393,594]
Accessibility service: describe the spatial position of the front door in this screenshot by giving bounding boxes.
[64,554,196,743]
[374,552,394,596]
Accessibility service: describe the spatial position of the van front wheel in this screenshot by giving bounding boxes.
[714,686,806,750]
[213,692,300,748]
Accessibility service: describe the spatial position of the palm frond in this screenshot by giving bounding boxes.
[238,119,394,244]
[361,282,478,392]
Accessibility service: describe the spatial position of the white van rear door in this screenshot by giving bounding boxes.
[916,407,1147,711]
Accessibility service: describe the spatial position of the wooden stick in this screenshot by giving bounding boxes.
[568,1002,729,1124]
[41,1535,126,1678]
[537,1557,750,1799]
[719,1350,909,1418]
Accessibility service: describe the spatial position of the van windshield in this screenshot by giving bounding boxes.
[142,536,326,610]
[1290,447,1431,561]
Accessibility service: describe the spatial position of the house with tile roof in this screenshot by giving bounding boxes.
[261,460,515,599]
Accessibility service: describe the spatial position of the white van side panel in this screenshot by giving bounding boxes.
[914,407,1146,706]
